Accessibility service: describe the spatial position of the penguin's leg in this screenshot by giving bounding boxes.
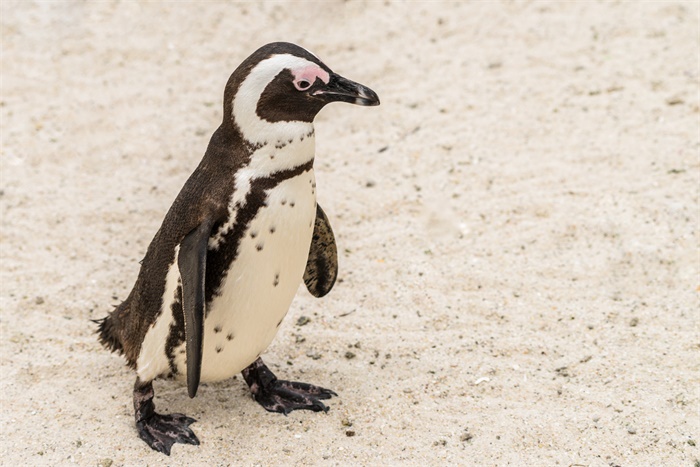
[241,357,337,414]
[133,378,200,455]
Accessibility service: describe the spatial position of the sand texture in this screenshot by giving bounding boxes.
[1,1,699,465]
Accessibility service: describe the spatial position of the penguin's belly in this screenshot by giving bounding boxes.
[185,169,316,383]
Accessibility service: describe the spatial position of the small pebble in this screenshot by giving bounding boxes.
[627,426,637,434]
[99,460,113,467]
[35,296,44,305]
[341,418,353,427]
[296,316,311,326]
[344,351,356,359]
[629,317,639,327]
[345,430,356,437]
[460,432,473,442]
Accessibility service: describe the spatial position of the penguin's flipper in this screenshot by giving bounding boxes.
[303,204,338,297]
[178,219,214,399]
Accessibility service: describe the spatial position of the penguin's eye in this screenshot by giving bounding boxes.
[296,80,311,91]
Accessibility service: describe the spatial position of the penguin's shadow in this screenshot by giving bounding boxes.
[156,375,251,421]
[153,368,335,426]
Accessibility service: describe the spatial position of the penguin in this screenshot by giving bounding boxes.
[94,42,379,455]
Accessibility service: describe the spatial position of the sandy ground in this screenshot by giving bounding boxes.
[1,1,699,466]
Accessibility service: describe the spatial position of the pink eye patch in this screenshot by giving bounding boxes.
[292,65,330,91]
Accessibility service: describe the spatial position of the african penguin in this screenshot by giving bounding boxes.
[95,42,379,455]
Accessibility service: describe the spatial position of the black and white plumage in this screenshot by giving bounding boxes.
[95,42,379,455]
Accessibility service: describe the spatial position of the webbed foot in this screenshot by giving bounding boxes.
[133,379,200,455]
[242,357,337,414]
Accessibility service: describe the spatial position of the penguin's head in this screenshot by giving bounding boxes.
[224,42,379,144]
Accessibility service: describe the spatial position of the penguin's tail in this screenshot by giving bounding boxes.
[92,310,124,355]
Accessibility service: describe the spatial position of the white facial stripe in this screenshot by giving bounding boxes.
[233,54,318,145]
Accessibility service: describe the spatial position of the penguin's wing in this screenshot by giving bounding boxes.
[177,218,214,398]
[304,204,338,297]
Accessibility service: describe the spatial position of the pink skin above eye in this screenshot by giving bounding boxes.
[292,66,330,91]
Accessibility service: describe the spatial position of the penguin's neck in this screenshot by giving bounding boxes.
[207,126,316,251]
[245,125,316,177]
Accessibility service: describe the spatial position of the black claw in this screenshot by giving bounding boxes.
[242,358,337,414]
[136,412,200,455]
[280,380,338,399]
[133,379,200,455]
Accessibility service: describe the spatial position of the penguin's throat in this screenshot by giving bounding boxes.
[207,132,316,253]
[243,128,316,177]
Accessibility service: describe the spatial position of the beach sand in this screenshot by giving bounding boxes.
[1,1,698,465]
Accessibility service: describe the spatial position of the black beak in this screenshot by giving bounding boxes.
[314,73,380,106]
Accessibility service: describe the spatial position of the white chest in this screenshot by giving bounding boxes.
[136,135,317,384]
[179,169,317,382]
